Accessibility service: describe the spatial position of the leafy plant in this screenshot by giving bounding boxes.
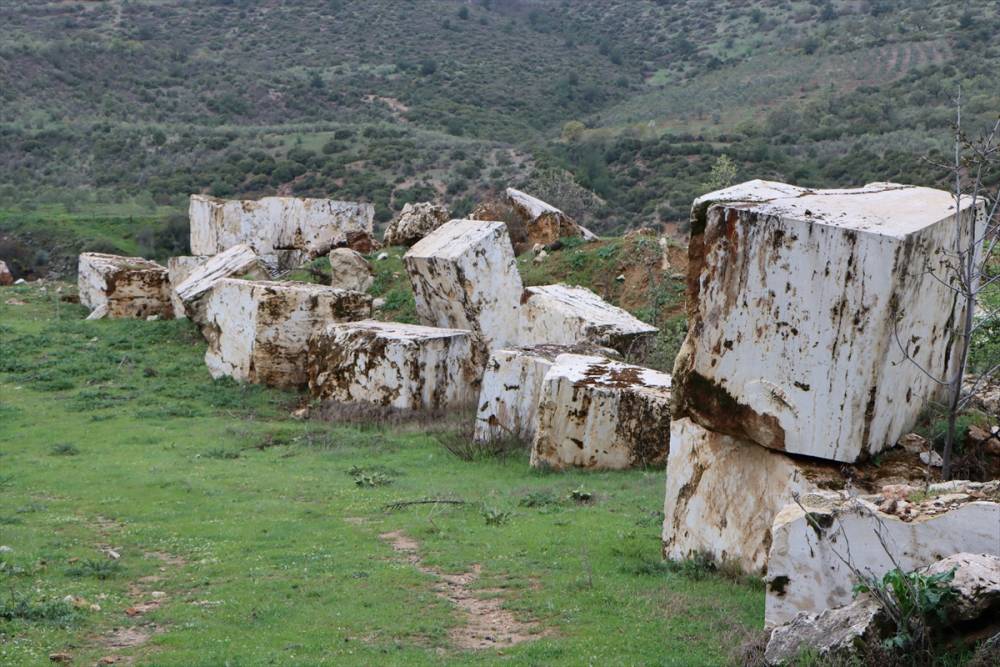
[854,567,956,650]
[49,443,79,456]
[65,558,122,580]
[481,506,511,526]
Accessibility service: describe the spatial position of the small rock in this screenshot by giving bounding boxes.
[146,314,160,321]
[106,549,121,560]
[328,248,374,293]
[764,594,885,665]
[85,304,109,320]
[377,252,389,261]
[372,297,386,310]
[48,653,72,663]
[920,450,943,467]
[5,298,26,306]
[150,591,167,599]
[0,545,12,553]
[615,274,625,282]
[383,202,450,247]
[14,278,26,285]
[291,407,309,420]
[897,432,928,454]
[98,658,118,665]
[89,603,101,612]
[880,483,919,502]
[532,243,544,255]
[532,250,547,264]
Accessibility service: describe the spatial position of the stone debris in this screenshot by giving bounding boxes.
[0,259,13,286]
[672,180,982,463]
[174,244,268,325]
[405,219,523,351]
[923,552,1000,621]
[78,253,173,320]
[383,202,450,247]
[189,194,375,271]
[531,354,671,470]
[471,188,592,252]
[764,481,1000,626]
[328,248,374,293]
[308,320,478,411]
[517,284,658,357]
[473,344,617,445]
[166,255,209,319]
[202,279,372,388]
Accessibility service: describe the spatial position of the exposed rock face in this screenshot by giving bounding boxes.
[404,219,522,352]
[188,195,375,271]
[518,284,658,357]
[202,279,372,388]
[308,320,478,411]
[166,256,208,319]
[471,188,593,252]
[174,245,269,325]
[672,180,982,463]
[77,253,173,319]
[531,354,671,470]
[473,344,617,445]
[0,260,13,286]
[383,202,450,247]
[328,248,374,293]
[764,593,887,666]
[765,482,1000,626]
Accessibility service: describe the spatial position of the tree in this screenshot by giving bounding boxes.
[561,120,586,143]
[703,155,738,192]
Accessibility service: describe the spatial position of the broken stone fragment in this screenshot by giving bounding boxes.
[517,284,658,357]
[404,219,523,351]
[383,202,450,247]
[672,180,983,463]
[471,188,590,253]
[77,253,173,320]
[765,483,1000,626]
[473,344,617,445]
[328,248,374,293]
[923,552,1000,622]
[0,259,13,286]
[202,279,372,388]
[188,194,374,271]
[763,593,887,666]
[174,245,269,325]
[531,354,671,470]
[166,255,209,320]
[308,320,478,411]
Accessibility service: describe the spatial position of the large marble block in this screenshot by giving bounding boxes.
[78,252,173,319]
[174,244,269,325]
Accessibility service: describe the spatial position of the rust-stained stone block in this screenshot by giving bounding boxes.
[673,180,982,463]
[78,252,173,319]
[307,320,479,411]
[202,279,371,388]
[167,255,209,320]
[531,354,671,470]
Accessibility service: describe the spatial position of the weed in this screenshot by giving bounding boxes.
[354,471,393,488]
[518,490,559,508]
[49,443,79,456]
[435,428,527,462]
[854,567,956,650]
[482,506,512,526]
[569,486,594,504]
[202,448,241,460]
[65,558,122,580]
[0,596,77,625]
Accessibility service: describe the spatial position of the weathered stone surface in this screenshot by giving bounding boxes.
[673,180,982,463]
[189,194,374,271]
[77,253,173,319]
[0,260,13,286]
[383,202,450,247]
[765,482,1000,626]
[308,320,478,411]
[175,245,268,325]
[471,188,592,252]
[473,344,616,444]
[925,552,1000,622]
[531,354,671,470]
[404,219,522,351]
[166,256,208,320]
[518,284,658,357]
[764,593,886,666]
[202,279,372,388]
[328,248,374,293]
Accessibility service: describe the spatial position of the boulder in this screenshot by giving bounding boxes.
[473,344,617,445]
[531,354,672,470]
[166,256,209,319]
[308,320,478,411]
[383,202,450,247]
[77,253,173,319]
[763,593,887,666]
[188,194,374,271]
[404,219,522,351]
[672,180,983,463]
[328,248,374,293]
[0,259,13,286]
[925,552,1000,622]
[765,482,1000,626]
[518,284,658,357]
[471,188,592,252]
[202,279,371,388]
[174,245,269,325]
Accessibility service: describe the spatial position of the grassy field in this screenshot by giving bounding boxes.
[0,284,761,666]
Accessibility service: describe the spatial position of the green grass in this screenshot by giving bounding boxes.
[0,283,761,665]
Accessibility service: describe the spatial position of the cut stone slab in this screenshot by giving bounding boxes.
[328,248,374,293]
[383,202,450,247]
[672,180,983,463]
[77,253,173,319]
[202,279,372,388]
[308,320,478,411]
[473,344,617,445]
[531,354,671,470]
[166,256,209,320]
[765,482,1000,626]
[174,245,268,325]
[518,284,658,357]
[189,194,374,271]
[404,219,522,351]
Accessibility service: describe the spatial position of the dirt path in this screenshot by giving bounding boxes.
[379,530,545,650]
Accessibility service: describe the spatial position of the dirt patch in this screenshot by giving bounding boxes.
[378,531,546,650]
[143,551,187,566]
[104,625,159,648]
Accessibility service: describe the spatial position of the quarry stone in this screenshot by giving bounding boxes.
[672,180,983,463]
[0,260,13,286]
[764,593,887,666]
[174,245,268,325]
[166,256,209,320]
[308,320,478,411]
[328,248,374,293]
[77,252,173,319]
[202,279,372,388]
[531,354,671,470]
[189,194,375,271]
[383,202,450,247]
[471,188,592,252]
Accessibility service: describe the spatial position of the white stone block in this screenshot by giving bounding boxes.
[518,284,658,356]
[383,202,450,247]
[174,244,269,325]
[166,256,209,320]
[77,253,173,319]
[307,320,478,411]
[531,354,671,470]
[202,279,371,388]
[404,219,522,350]
[189,194,374,271]
[673,180,982,462]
